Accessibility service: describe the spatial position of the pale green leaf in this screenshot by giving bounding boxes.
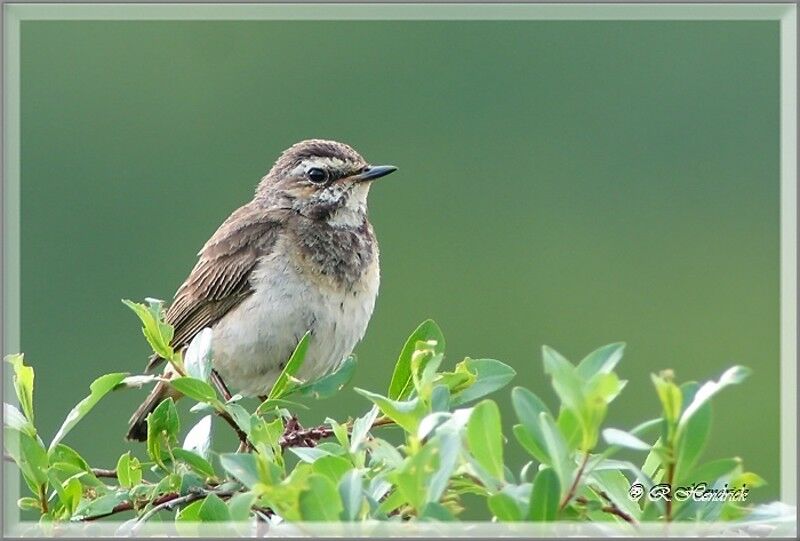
[6,354,34,425]
[528,467,560,521]
[354,388,425,433]
[678,365,751,431]
[184,328,213,382]
[388,320,445,400]
[576,343,625,380]
[169,377,218,404]
[219,453,260,489]
[198,493,231,521]
[299,474,343,521]
[49,372,128,451]
[294,355,357,399]
[450,358,516,406]
[466,400,504,480]
[227,492,256,522]
[602,428,652,451]
[488,491,524,521]
[268,331,311,400]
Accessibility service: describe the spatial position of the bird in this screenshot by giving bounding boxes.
[126,139,397,441]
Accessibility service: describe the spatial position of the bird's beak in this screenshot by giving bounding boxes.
[355,165,398,182]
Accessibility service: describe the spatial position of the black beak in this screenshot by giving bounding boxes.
[356,165,397,182]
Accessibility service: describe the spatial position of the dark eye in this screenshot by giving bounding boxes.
[307,167,327,184]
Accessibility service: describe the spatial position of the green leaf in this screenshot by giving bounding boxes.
[197,493,231,521]
[312,455,352,483]
[419,501,455,521]
[430,385,451,412]
[255,397,309,415]
[123,298,175,360]
[173,449,216,479]
[250,417,284,451]
[576,343,625,380]
[434,362,476,398]
[223,403,252,437]
[388,320,445,400]
[294,355,357,399]
[299,474,343,521]
[227,491,256,521]
[466,400,504,480]
[602,428,651,451]
[651,371,683,438]
[3,402,35,437]
[426,430,462,503]
[538,412,572,497]
[62,477,82,515]
[48,443,91,473]
[450,358,516,406]
[49,372,128,450]
[182,415,213,460]
[528,467,560,521]
[73,490,129,520]
[146,397,180,467]
[354,388,426,433]
[585,371,626,405]
[588,469,642,521]
[392,444,437,511]
[674,400,712,483]
[511,387,553,463]
[290,447,334,463]
[556,408,583,451]
[219,453,260,489]
[176,499,204,522]
[368,438,404,468]
[116,452,142,488]
[183,328,213,382]
[169,377,218,404]
[4,426,49,491]
[6,354,35,425]
[327,418,349,449]
[268,331,311,400]
[678,365,751,432]
[679,457,740,488]
[542,346,584,414]
[17,496,41,511]
[350,406,379,454]
[338,470,364,521]
[488,491,524,522]
[513,425,548,465]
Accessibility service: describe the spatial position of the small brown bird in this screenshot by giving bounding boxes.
[126,139,397,441]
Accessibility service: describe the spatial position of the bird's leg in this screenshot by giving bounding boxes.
[206,370,251,449]
[210,369,233,401]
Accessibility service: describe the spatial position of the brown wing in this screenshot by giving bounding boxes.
[145,203,284,372]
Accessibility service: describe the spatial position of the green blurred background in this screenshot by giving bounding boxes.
[19,19,780,514]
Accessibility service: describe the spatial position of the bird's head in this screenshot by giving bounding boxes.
[256,139,397,226]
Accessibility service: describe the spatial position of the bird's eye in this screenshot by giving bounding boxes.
[307,167,328,184]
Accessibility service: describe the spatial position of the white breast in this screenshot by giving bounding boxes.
[210,238,379,397]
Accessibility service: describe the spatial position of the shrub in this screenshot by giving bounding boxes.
[2,298,777,531]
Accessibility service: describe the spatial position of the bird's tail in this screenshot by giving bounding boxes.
[126,380,180,441]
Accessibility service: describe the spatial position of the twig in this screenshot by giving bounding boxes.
[7,452,126,485]
[665,460,675,522]
[91,468,118,478]
[575,496,637,525]
[203,369,250,447]
[134,491,205,527]
[278,415,395,449]
[211,369,233,401]
[559,452,590,510]
[79,491,183,522]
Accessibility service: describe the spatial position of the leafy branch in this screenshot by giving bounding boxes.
[2,299,778,527]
